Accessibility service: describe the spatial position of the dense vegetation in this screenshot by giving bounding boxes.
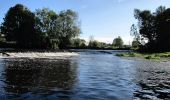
[71,36,129,50]
[0,4,129,50]
[0,4,81,49]
[131,6,170,52]
[1,4,169,52]
[112,36,124,48]
[116,52,170,60]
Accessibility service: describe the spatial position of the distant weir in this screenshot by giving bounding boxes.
[0,52,78,58]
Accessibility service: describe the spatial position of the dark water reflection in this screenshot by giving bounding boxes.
[0,51,170,100]
[0,58,78,99]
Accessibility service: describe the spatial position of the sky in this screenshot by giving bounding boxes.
[0,0,170,44]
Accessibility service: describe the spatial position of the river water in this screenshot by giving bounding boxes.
[0,50,170,100]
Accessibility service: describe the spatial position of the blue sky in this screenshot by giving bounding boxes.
[0,0,170,44]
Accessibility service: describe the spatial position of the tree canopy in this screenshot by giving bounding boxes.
[1,4,38,48]
[58,10,81,49]
[72,38,86,48]
[112,36,124,48]
[0,4,81,49]
[132,6,170,52]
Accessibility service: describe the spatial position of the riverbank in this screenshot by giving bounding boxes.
[115,52,170,60]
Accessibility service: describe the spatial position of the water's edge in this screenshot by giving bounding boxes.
[0,52,79,58]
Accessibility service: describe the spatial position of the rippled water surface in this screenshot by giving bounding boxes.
[0,50,170,100]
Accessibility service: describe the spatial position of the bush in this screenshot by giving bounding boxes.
[145,55,160,59]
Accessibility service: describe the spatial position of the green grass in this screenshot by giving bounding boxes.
[156,52,170,57]
[115,52,170,60]
[144,55,160,60]
[115,52,142,57]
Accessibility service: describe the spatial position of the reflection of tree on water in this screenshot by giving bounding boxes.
[4,58,78,95]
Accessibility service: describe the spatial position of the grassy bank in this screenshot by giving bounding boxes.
[115,52,170,60]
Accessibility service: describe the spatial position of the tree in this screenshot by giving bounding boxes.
[1,4,81,49]
[130,24,141,43]
[88,40,100,48]
[133,6,170,52]
[58,10,81,49]
[99,42,108,48]
[35,8,59,49]
[35,9,81,49]
[112,36,124,48]
[155,7,170,51]
[134,9,156,45]
[87,36,109,49]
[88,35,101,48]
[72,38,86,48]
[1,4,39,48]
[132,40,140,49]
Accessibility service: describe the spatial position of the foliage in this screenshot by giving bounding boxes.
[116,52,170,60]
[145,55,160,60]
[35,8,59,49]
[88,40,100,48]
[132,40,140,49]
[133,6,170,52]
[35,9,81,49]
[0,4,81,49]
[0,4,40,48]
[115,52,141,57]
[58,10,81,49]
[112,36,124,48]
[130,24,140,42]
[72,38,86,48]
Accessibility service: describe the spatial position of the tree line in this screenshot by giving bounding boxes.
[1,4,169,52]
[0,4,130,50]
[0,4,81,49]
[71,36,130,49]
[131,6,170,52]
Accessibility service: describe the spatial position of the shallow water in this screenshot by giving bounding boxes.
[0,50,170,100]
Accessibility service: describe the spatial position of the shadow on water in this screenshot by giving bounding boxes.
[1,58,78,99]
[0,50,169,100]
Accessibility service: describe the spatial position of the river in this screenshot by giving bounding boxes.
[0,50,170,100]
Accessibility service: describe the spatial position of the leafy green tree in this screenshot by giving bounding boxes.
[88,40,100,48]
[80,39,86,47]
[133,6,170,52]
[1,4,38,48]
[1,5,81,49]
[132,40,140,49]
[112,36,124,48]
[130,24,142,43]
[35,9,81,49]
[72,38,86,48]
[98,42,108,48]
[58,10,81,49]
[35,8,59,49]
[134,9,157,50]
[155,7,170,51]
